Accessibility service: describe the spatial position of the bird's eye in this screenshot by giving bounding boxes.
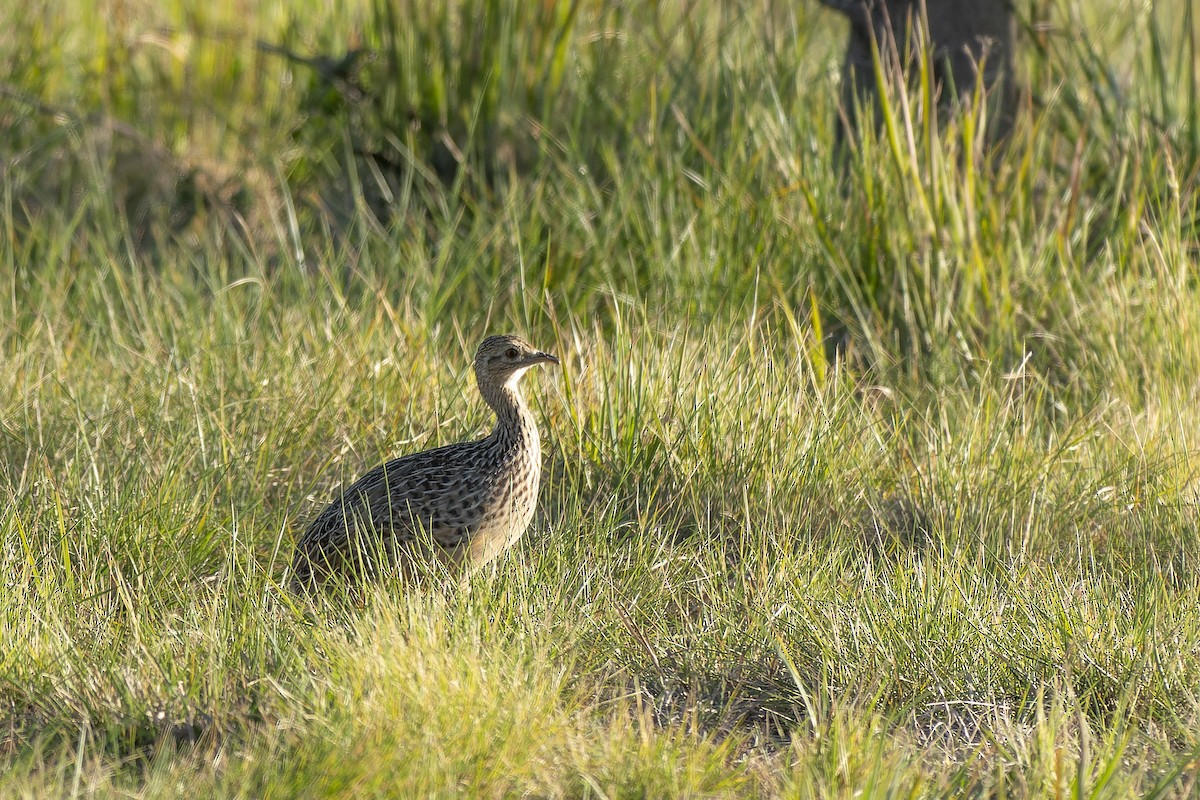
[505,348,518,359]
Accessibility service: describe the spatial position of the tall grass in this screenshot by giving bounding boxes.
[2,0,1200,795]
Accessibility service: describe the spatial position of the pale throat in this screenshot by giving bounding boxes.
[503,365,533,392]
[481,366,538,436]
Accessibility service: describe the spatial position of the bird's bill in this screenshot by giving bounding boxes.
[526,351,560,366]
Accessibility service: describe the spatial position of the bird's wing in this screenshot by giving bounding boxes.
[297,441,486,558]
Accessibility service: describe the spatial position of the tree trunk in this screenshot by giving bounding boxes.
[818,0,1018,146]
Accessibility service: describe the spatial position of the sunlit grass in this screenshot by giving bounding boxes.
[2,0,1200,796]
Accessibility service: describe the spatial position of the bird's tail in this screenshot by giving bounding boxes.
[286,552,315,594]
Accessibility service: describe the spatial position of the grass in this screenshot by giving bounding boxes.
[2,0,1200,796]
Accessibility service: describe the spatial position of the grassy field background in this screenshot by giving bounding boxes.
[3,0,1200,796]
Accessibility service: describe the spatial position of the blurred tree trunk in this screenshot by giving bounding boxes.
[818,0,1017,146]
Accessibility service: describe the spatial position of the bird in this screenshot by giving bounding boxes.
[290,334,558,591]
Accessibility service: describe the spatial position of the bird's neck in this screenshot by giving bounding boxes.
[483,382,539,451]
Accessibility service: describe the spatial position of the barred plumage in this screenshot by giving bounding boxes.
[289,334,557,590]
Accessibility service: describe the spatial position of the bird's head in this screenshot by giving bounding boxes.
[474,334,559,392]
